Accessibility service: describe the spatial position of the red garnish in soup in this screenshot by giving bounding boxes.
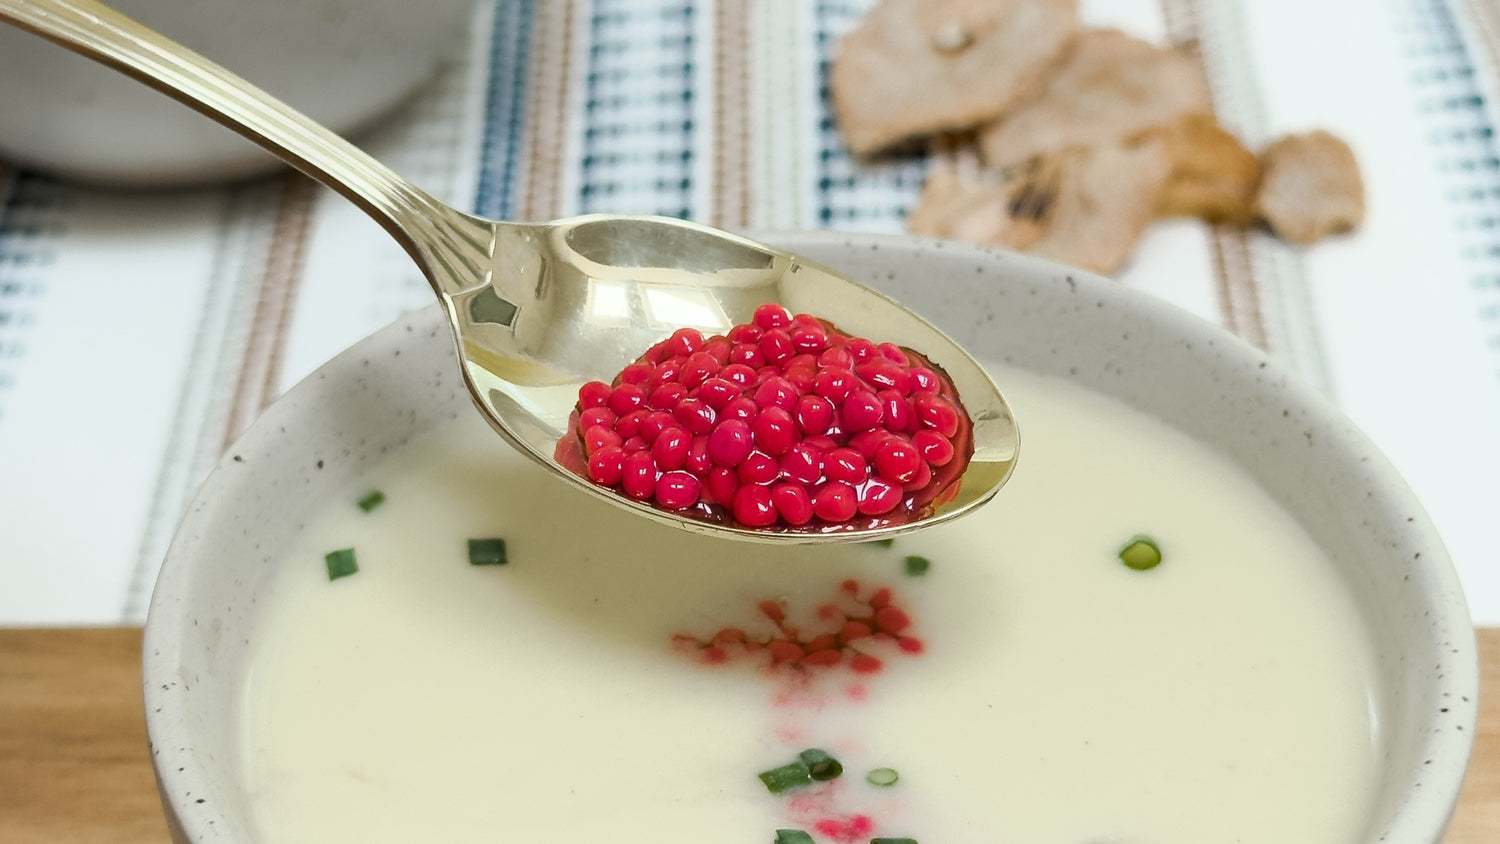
[670,578,923,675]
[555,304,973,532]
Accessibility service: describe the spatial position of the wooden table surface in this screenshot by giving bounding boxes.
[1,627,1496,843]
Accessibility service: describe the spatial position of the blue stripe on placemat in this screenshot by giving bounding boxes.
[812,0,927,233]
[1398,0,1500,376]
[474,0,535,221]
[576,1,698,218]
[0,175,67,423]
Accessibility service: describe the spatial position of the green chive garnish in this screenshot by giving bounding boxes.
[798,748,843,781]
[356,490,386,513]
[757,760,812,794]
[866,767,899,787]
[903,554,930,576]
[1118,535,1162,571]
[324,548,358,580]
[774,831,815,844]
[869,538,895,548]
[467,538,508,566]
[871,838,919,844]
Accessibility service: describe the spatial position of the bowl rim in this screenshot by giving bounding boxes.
[143,230,1480,842]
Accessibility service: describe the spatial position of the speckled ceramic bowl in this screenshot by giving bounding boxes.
[143,233,1478,842]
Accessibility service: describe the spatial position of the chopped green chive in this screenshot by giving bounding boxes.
[1118,535,1163,571]
[903,554,930,576]
[356,490,386,513]
[798,748,843,781]
[868,538,895,548]
[324,548,358,581]
[866,767,900,787]
[774,831,815,844]
[757,760,812,794]
[467,538,508,566]
[871,838,919,844]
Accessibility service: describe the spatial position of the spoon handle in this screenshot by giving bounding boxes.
[0,0,486,293]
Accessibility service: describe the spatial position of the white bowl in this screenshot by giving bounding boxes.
[0,0,476,186]
[143,233,1478,842]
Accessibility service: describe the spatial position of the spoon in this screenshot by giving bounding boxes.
[0,0,1018,543]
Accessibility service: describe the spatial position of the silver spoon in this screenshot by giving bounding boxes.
[0,0,1018,543]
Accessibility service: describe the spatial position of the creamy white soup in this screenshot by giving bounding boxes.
[238,365,1379,843]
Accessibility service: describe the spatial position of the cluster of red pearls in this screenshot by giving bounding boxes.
[566,304,969,530]
[672,579,922,673]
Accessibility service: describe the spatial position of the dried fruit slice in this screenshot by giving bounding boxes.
[1253,131,1365,244]
[909,138,1172,274]
[977,29,1211,170]
[555,305,973,532]
[1146,113,1262,226]
[831,0,1078,157]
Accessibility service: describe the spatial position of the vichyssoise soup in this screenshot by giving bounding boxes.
[237,364,1379,844]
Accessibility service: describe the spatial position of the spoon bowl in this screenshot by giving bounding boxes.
[0,0,1018,542]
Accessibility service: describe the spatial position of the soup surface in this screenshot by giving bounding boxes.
[238,366,1379,843]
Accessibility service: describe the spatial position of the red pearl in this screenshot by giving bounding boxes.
[818,347,852,369]
[615,409,645,439]
[708,419,754,466]
[652,426,691,471]
[752,407,797,456]
[638,411,675,444]
[752,376,797,413]
[858,478,902,515]
[673,398,715,435]
[779,442,824,485]
[912,429,955,466]
[849,429,893,460]
[664,327,704,357]
[697,377,740,410]
[878,342,910,365]
[720,396,758,423]
[758,328,794,364]
[752,303,793,331]
[813,367,858,403]
[680,351,720,388]
[720,363,757,387]
[655,471,700,510]
[915,394,961,437]
[648,381,688,411]
[607,383,646,416]
[726,323,762,344]
[737,450,780,485]
[840,390,884,432]
[794,394,834,435]
[587,445,625,485]
[873,437,922,484]
[790,324,827,353]
[578,380,612,409]
[812,482,858,522]
[621,451,657,500]
[618,363,654,385]
[732,483,778,527]
[728,343,765,368]
[902,459,932,492]
[856,359,910,394]
[578,406,616,430]
[823,448,867,485]
[707,467,739,506]
[772,483,814,525]
[879,389,915,433]
[844,337,877,362]
[583,424,623,455]
[685,435,712,475]
[703,337,732,364]
[908,366,941,394]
